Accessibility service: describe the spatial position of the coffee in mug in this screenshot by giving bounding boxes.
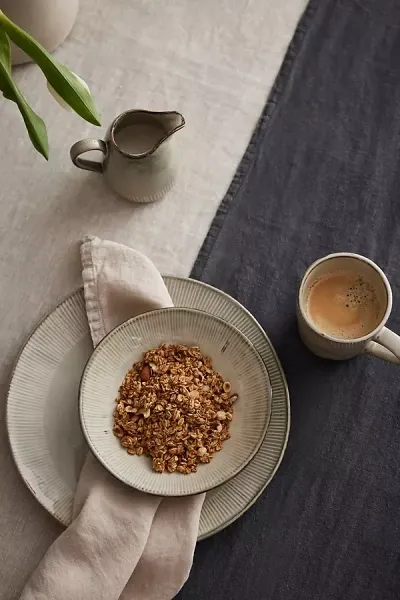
[305,271,384,340]
[297,253,400,363]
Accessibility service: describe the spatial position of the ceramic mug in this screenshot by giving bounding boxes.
[297,253,400,364]
[70,109,185,203]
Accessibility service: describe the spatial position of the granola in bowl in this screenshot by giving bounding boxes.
[80,307,271,496]
[113,344,238,474]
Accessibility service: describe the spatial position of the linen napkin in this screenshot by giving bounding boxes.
[20,236,205,600]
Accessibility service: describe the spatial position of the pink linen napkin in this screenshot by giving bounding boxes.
[20,236,205,600]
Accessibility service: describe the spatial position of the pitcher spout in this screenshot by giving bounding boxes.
[110,109,185,158]
[156,111,185,145]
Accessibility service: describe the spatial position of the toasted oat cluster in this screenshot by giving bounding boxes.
[113,343,238,474]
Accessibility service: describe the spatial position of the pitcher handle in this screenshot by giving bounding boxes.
[70,139,107,173]
[364,327,400,364]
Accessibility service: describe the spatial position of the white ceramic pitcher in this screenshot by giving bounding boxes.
[70,110,185,203]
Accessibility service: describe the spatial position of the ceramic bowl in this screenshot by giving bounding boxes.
[79,307,271,496]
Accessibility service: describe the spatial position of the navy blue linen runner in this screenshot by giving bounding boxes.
[180,0,400,598]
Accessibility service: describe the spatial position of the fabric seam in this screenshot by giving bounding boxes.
[190,0,320,281]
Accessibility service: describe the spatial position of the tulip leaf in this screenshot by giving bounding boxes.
[0,24,10,71]
[0,29,49,159]
[0,10,101,126]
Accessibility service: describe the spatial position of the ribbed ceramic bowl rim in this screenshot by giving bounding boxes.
[78,306,272,496]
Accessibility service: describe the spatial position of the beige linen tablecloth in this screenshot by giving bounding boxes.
[0,0,306,597]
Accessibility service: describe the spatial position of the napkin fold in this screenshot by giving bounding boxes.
[20,236,205,600]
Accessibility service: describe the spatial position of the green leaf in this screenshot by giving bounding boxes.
[0,30,49,159]
[0,27,10,71]
[0,10,101,126]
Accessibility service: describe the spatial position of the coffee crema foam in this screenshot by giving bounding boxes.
[305,271,382,339]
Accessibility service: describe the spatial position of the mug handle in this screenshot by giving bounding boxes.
[364,327,400,364]
[70,139,107,173]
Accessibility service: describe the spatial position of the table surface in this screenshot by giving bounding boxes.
[0,0,306,597]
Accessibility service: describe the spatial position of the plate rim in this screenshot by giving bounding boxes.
[79,306,272,497]
[6,277,290,540]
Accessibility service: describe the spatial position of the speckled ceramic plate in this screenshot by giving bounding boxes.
[80,308,271,496]
[7,277,290,539]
